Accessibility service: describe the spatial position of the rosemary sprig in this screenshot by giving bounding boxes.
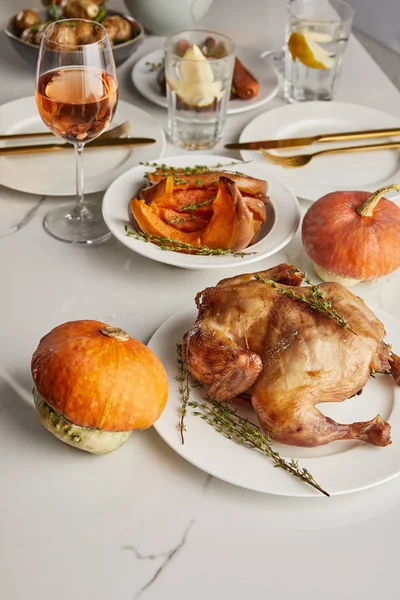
[176,344,189,444]
[125,225,254,257]
[176,346,329,496]
[95,7,107,22]
[145,58,165,72]
[254,269,357,335]
[28,22,48,33]
[50,1,60,21]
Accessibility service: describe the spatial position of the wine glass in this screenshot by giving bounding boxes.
[35,19,118,244]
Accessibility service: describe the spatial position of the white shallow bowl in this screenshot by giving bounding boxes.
[124,0,214,35]
[102,154,301,270]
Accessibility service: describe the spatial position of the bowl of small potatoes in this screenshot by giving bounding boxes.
[5,1,144,67]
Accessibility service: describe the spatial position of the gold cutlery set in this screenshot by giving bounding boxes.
[2,123,400,167]
[0,120,156,155]
[225,126,400,168]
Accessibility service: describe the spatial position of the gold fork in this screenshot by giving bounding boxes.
[262,139,400,168]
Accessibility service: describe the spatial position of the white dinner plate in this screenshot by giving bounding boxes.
[131,47,280,115]
[150,302,400,497]
[0,96,166,196]
[102,154,300,270]
[239,102,400,202]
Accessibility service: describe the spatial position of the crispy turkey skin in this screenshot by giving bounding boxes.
[183,264,397,448]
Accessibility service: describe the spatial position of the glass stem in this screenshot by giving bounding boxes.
[75,142,85,217]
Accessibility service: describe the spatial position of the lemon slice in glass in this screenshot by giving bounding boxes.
[288,31,334,69]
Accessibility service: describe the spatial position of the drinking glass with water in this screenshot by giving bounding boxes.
[164,29,235,150]
[284,0,354,102]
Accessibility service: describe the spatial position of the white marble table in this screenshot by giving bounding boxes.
[1,1,400,599]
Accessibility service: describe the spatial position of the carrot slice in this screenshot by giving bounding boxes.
[231,57,260,99]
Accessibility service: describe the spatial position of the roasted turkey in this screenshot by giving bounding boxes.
[183,263,400,448]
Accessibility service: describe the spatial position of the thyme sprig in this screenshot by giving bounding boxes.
[165,216,185,226]
[125,225,254,257]
[180,199,214,212]
[192,398,329,497]
[175,345,329,496]
[370,369,391,378]
[176,344,190,444]
[139,161,245,174]
[254,269,357,335]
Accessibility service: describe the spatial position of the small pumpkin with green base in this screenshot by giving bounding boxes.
[31,320,168,454]
[302,184,400,286]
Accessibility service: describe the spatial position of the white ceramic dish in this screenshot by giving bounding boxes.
[123,0,214,36]
[239,102,400,202]
[102,155,300,270]
[131,47,280,116]
[150,303,400,497]
[0,96,166,196]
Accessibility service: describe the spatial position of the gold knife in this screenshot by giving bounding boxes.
[225,126,400,150]
[0,137,156,156]
[0,121,130,141]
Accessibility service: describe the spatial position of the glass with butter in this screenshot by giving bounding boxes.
[164,30,235,150]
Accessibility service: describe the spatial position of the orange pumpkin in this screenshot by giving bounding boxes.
[31,320,168,454]
[302,184,400,286]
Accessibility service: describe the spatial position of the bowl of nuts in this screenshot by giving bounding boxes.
[5,2,144,67]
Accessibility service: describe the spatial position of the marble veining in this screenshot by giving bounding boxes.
[2,5,400,598]
[0,195,46,239]
[123,520,195,599]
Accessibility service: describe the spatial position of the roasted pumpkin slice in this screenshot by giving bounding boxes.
[201,177,238,249]
[222,178,257,251]
[130,199,203,246]
[172,189,215,216]
[150,187,214,218]
[149,170,268,196]
[141,175,174,204]
[251,220,262,244]
[152,205,209,233]
[243,196,267,223]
